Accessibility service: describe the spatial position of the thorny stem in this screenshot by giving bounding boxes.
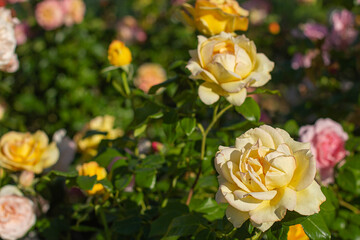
[186,104,233,205]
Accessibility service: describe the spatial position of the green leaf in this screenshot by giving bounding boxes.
[281,211,308,226]
[135,168,156,189]
[93,148,121,168]
[301,213,331,240]
[98,179,113,191]
[134,124,147,137]
[148,77,177,94]
[169,60,187,70]
[132,102,162,127]
[163,109,178,124]
[194,229,216,240]
[337,168,357,193]
[48,170,78,178]
[76,176,97,191]
[189,198,226,221]
[164,214,205,238]
[284,120,299,137]
[114,173,133,191]
[113,216,142,235]
[266,225,289,240]
[83,130,107,138]
[180,118,196,136]
[235,97,261,122]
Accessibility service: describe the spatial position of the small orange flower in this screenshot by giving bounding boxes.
[269,22,280,35]
[288,224,309,240]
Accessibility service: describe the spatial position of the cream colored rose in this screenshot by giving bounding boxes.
[186,32,274,106]
[0,185,36,240]
[0,131,59,174]
[0,7,18,71]
[215,125,326,231]
[74,115,123,158]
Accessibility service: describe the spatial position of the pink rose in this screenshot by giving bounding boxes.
[14,22,29,45]
[62,0,86,26]
[134,63,166,93]
[35,0,64,30]
[0,185,36,240]
[302,22,328,41]
[299,118,348,185]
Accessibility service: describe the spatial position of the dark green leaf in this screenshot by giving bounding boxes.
[281,211,308,226]
[114,173,133,191]
[148,77,177,94]
[165,214,205,238]
[113,216,142,235]
[76,176,97,191]
[98,179,113,191]
[301,213,331,240]
[93,148,121,168]
[135,168,156,189]
[83,130,108,138]
[48,170,78,178]
[235,97,261,122]
[180,117,196,136]
[248,88,281,96]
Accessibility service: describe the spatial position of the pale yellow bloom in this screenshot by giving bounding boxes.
[0,131,59,174]
[215,125,326,231]
[181,0,249,36]
[187,32,274,106]
[77,161,107,195]
[288,224,309,240]
[74,115,123,158]
[107,40,132,66]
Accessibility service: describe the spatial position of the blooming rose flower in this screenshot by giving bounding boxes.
[186,32,274,106]
[74,115,123,158]
[14,22,29,45]
[107,40,132,67]
[215,125,326,231]
[134,63,167,93]
[0,7,18,71]
[62,0,86,26]
[0,185,36,240]
[116,16,147,44]
[181,0,249,36]
[0,131,59,173]
[35,0,64,30]
[288,224,309,240]
[302,23,328,41]
[299,118,348,185]
[77,161,107,195]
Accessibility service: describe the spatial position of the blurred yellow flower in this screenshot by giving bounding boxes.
[181,0,249,36]
[77,161,107,195]
[288,224,309,240]
[0,131,59,174]
[107,40,132,66]
[74,115,123,158]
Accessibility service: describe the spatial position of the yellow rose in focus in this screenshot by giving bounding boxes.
[108,40,132,67]
[181,0,249,35]
[0,131,59,174]
[77,161,107,195]
[187,32,274,106]
[288,224,309,240]
[215,125,326,231]
[74,115,123,158]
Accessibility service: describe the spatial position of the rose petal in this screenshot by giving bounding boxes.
[294,181,326,215]
[226,206,250,228]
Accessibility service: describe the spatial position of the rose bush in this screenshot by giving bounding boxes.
[186,32,274,106]
[0,131,59,173]
[215,125,326,231]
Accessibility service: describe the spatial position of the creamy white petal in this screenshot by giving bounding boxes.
[276,128,310,152]
[294,181,326,215]
[251,221,274,232]
[226,206,250,228]
[225,88,247,106]
[289,150,316,191]
[248,53,274,87]
[198,83,220,105]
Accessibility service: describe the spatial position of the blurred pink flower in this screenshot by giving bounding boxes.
[303,49,319,68]
[0,185,36,240]
[291,53,304,70]
[134,63,166,93]
[243,0,271,25]
[19,171,35,188]
[302,22,328,41]
[35,0,64,30]
[299,118,348,185]
[62,0,86,26]
[328,9,358,49]
[14,22,29,45]
[117,16,147,44]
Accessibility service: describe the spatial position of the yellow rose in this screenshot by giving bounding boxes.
[107,40,132,66]
[181,0,249,36]
[186,32,274,106]
[74,115,123,158]
[0,131,59,174]
[77,161,107,195]
[215,125,326,231]
[288,224,309,240]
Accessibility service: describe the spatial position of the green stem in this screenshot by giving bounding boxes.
[339,199,360,214]
[186,104,233,205]
[247,230,264,240]
[121,71,131,96]
[99,208,111,240]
